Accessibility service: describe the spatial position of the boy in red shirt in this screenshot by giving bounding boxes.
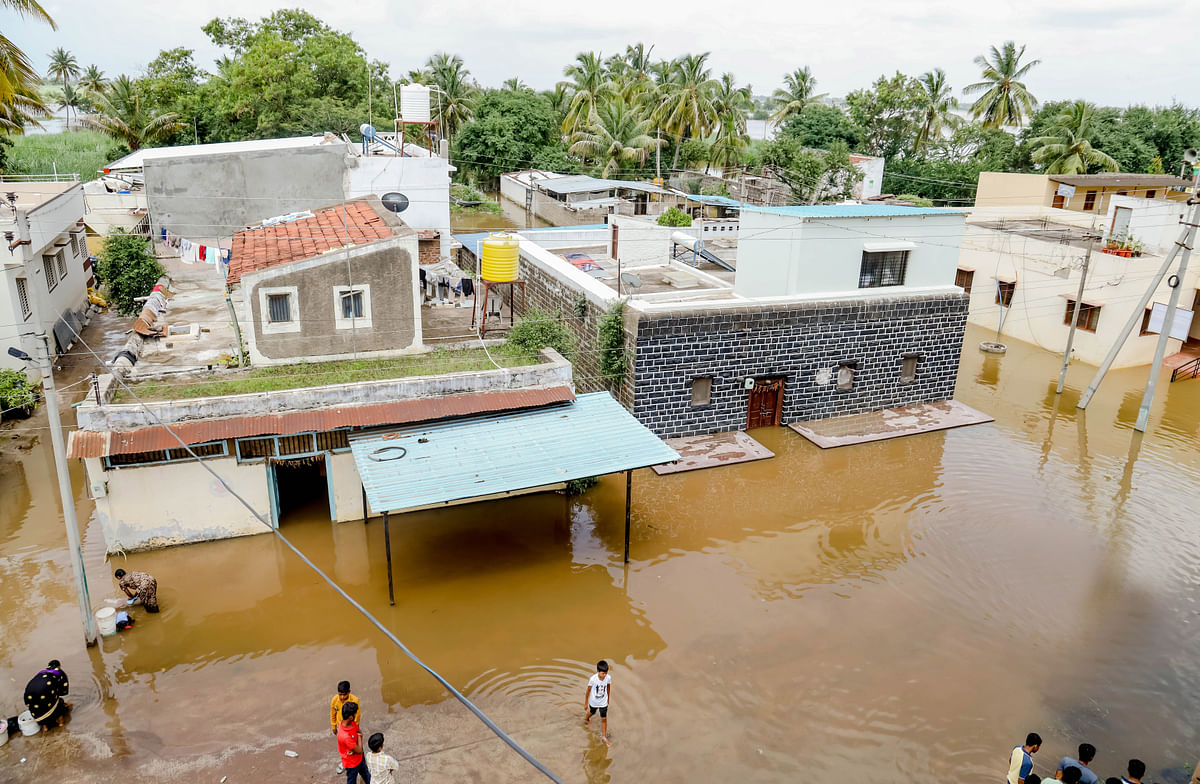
[337,702,371,783]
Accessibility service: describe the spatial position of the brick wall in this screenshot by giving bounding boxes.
[419,238,439,266]
[631,291,967,437]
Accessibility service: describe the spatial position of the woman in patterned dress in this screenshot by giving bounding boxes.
[23,660,70,730]
[114,568,159,612]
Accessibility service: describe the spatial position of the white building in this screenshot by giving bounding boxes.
[0,179,90,374]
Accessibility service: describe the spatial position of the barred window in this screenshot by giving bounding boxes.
[859,250,908,288]
[70,233,82,258]
[42,254,58,291]
[104,440,227,468]
[315,429,350,452]
[55,250,67,280]
[16,278,30,319]
[267,293,292,323]
[277,433,316,456]
[340,290,364,319]
[237,437,276,460]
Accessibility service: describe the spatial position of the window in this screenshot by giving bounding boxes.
[15,277,30,319]
[1083,190,1097,210]
[55,249,67,281]
[858,250,909,288]
[1140,307,1154,336]
[689,376,712,407]
[267,293,292,323]
[900,353,920,385]
[1145,190,1156,200]
[104,440,228,469]
[995,280,1016,308]
[955,268,974,295]
[42,254,58,291]
[70,233,81,258]
[1115,190,1128,197]
[333,284,373,330]
[836,361,856,391]
[1052,193,1066,209]
[1064,299,1101,332]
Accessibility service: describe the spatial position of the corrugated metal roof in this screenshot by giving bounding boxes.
[742,204,968,219]
[537,175,670,196]
[68,387,575,458]
[684,193,743,207]
[350,392,679,513]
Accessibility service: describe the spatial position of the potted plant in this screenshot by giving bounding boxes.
[1129,238,1145,257]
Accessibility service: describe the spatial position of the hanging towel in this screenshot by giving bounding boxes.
[461,278,474,297]
[204,246,217,265]
[179,239,194,264]
[198,245,206,262]
[160,227,167,241]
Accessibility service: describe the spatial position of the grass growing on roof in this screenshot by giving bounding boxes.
[114,348,537,402]
[5,130,113,181]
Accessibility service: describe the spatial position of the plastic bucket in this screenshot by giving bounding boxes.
[18,710,38,736]
[0,722,7,745]
[96,606,117,636]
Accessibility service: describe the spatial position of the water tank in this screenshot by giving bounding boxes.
[480,234,519,282]
[400,84,432,123]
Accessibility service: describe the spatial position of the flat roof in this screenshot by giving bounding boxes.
[0,181,77,213]
[452,225,607,260]
[741,204,968,219]
[350,391,679,513]
[105,134,347,172]
[1048,173,1191,188]
[537,174,670,196]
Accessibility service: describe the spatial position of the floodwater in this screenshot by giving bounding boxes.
[450,191,554,234]
[2,322,1200,782]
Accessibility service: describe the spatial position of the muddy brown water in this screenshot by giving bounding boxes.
[450,192,554,234]
[2,322,1200,782]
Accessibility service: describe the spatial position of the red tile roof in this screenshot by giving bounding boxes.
[67,387,575,458]
[227,200,397,284]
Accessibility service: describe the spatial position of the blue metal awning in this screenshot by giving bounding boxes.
[349,392,679,514]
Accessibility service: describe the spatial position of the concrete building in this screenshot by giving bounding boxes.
[0,179,91,374]
[959,205,1200,368]
[499,170,680,225]
[457,204,969,438]
[227,197,422,366]
[975,172,1191,215]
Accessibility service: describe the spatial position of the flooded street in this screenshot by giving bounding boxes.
[2,321,1200,782]
[450,192,554,234]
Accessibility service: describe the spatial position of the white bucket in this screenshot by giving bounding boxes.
[96,606,117,636]
[0,722,7,745]
[17,710,38,736]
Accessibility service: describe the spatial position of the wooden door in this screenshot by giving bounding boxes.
[747,377,784,429]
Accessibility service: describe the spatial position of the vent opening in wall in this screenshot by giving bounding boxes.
[900,353,920,385]
[836,361,857,391]
[381,192,410,213]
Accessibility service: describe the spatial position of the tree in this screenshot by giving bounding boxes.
[763,137,863,202]
[658,53,718,169]
[79,64,108,96]
[501,77,529,92]
[568,99,658,177]
[709,72,752,171]
[1030,100,1118,175]
[845,72,923,159]
[778,104,861,150]
[94,230,165,316]
[560,51,610,135]
[964,41,1041,129]
[46,46,78,89]
[81,75,186,151]
[455,89,566,183]
[426,52,476,152]
[0,0,54,132]
[770,66,827,126]
[56,83,82,130]
[657,206,692,227]
[912,68,960,154]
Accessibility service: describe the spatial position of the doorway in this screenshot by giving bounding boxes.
[747,377,785,429]
[268,456,332,525]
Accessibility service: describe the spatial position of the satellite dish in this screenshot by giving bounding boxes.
[620,272,642,289]
[381,192,409,213]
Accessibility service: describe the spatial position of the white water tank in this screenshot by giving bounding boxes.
[400,84,432,123]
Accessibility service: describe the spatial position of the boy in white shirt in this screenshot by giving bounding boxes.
[583,660,612,747]
[365,732,400,784]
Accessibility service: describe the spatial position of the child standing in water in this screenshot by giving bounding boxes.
[583,660,612,747]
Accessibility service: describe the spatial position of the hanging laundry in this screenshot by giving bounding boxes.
[198,245,206,262]
[160,227,167,241]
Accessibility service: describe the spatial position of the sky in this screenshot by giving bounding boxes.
[6,0,1197,108]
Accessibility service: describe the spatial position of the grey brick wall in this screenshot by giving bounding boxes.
[631,291,967,438]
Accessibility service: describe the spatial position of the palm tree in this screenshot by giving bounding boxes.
[709,73,752,172]
[56,83,82,130]
[502,77,529,92]
[80,75,185,151]
[1030,100,1118,175]
[0,0,55,132]
[912,68,961,154]
[568,99,659,178]
[610,43,655,103]
[543,84,571,126]
[769,66,827,126]
[46,46,78,89]
[559,51,611,135]
[424,52,477,153]
[657,53,719,170]
[79,64,107,95]
[964,41,1041,129]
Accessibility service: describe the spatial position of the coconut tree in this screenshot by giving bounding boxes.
[709,73,752,172]
[658,53,719,170]
[568,99,659,178]
[79,64,107,95]
[80,75,185,151]
[559,51,610,135]
[1030,100,1118,175]
[502,77,529,92]
[56,83,82,130]
[912,68,961,154]
[46,46,78,89]
[964,41,1041,129]
[769,66,827,126]
[424,52,477,152]
[0,0,54,132]
[611,43,655,103]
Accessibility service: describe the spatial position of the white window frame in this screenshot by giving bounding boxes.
[70,232,82,258]
[258,285,301,335]
[15,277,30,320]
[55,249,67,281]
[42,253,58,292]
[333,284,373,330]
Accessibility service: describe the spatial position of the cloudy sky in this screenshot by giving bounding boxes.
[6,0,1196,108]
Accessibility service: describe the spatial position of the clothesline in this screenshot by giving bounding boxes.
[160,228,230,267]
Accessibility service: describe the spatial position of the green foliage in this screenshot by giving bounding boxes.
[564,476,599,496]
[3,129,110,179]
[700,182,731,197]
[895,194,933,207]
[657,206,693,226]
[778,104,861,150]
[455,89,565,184]
[505,309,575,359]
[573,293,588,320]
[0,369,36,413]
[94,230,164,316]
[883,125,1022,203]
[598,301,626,388]
[845,71,924,159]
[762,137,862,202]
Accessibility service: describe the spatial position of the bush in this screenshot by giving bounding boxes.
[506,309,575,359]
[657,207,693,227]
[598,301,626,388]
[94,230,164,316]
[564,476,599,496]
[0,369,36,417]
[896,194,934,207]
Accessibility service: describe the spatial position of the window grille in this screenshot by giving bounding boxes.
[16,278,30,318]
[43,254,58,291]
[267,293,292,323]
[340,290,364,319]
[858,250,908,288]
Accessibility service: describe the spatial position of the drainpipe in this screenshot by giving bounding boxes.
[225,287,246,366]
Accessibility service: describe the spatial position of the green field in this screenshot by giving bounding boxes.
[5,130,115,180]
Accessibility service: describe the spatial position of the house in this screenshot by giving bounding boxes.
[455,203,970,438]
[227,197,423,366]
[975,172,1191,215]
[668,153,885,207]
[499,170,680,225]
[956,204,1199,367]
[0,178,91,375]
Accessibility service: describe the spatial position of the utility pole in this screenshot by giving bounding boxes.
[1056,234,1097,394]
